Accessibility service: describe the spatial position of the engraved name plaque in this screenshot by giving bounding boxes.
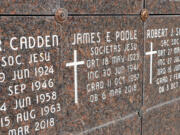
[144,16,180,108]
[143,15,180,135]
[59,16,143,134]
[0,16,61,135]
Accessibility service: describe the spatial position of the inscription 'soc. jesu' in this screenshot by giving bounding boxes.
[0,16,61,135]
[144,16,180,108]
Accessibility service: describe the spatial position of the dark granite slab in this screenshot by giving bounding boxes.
[59,16,143,133]
[77,113,141,135]
[60,0,143,14]
[0,0,60,15]
[146,0,180,14]
[143,100,180,135]
[0,16,61,134]
[144,16,180,108]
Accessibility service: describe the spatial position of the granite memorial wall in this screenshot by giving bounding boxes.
[0,0,179,135]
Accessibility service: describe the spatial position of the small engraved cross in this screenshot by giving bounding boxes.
[146,42,157,84]
[66,50,85,104]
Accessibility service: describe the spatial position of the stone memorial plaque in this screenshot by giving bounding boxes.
[60,0,143,14]
[58,16,143,133]
[146,0,180,14]
[144,16,180,108]
[0,16,61,135]
[0,0,60,15]
[143,100,180,135]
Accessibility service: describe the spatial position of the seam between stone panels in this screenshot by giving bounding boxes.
[0,14,141,17]
[68,14,140,16]
[0,14,140,17]
[75,112,138,135]
[142,22,145,107]
[149,14,180,16]
[140,116,143,135]
[145,97,180,113]
[143,0,146,8]
[0,14,54,16]
[141,21,145,135]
